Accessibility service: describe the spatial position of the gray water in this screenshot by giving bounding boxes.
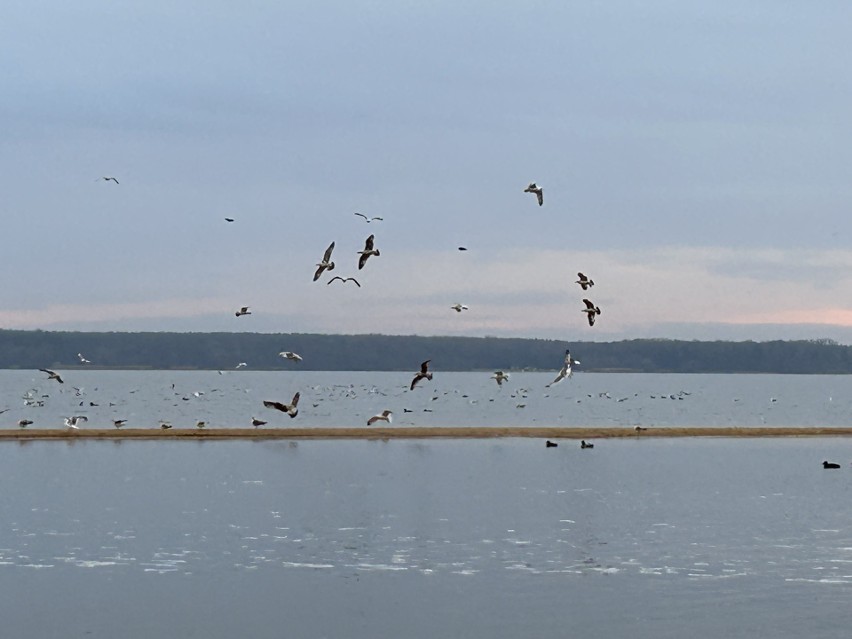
[6,369,852,429]
[5,372,852,637]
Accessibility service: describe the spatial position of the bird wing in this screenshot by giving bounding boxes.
[290,392,300,407]
[263,401,286,412]
[367,415,380,425]
[583,299,596,310]
[372,217,383,221]
[420,360,431,374]
[346,277,361,287]
[358,252,370,270]
[410,374,423,391]
[364,234,375,251]
[354,212,368,220]
[313,264,327,281]
[327,276,343,285]
[587,314,596,326]
[322,242,335,262]
[536,190,543,206]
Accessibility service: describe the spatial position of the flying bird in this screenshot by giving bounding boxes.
[263,392,300,418]
[354,212,383,223]
[224,217,235,222]
[313,242,336,281]
[547,350,580,387]
[524,182,543,206]
[279,351,303,362]
[582,299,601,326]
[491,371,510,386]
[450,304,469,313]
[64,415,88,429]
[367,410,393,425]
[235,362,248,369]
[575,273,594,290]
[358,234,380,270]
[327,276,361,287]
[97,176,119,184]
[251,417,267,428]
[410,360,433,390]
[235,306,251,317]
[77,353,92,365]
[39,368,64,384]
[458,247,468,251]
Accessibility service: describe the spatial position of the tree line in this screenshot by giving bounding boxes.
[0,330,849,374]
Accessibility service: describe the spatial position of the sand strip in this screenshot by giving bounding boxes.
[3,427,852,440]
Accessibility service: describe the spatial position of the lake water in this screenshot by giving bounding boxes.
[4,371,852,637]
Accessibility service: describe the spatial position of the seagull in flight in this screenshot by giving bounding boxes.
[358,234,380,270]
[575,273,594,290]
[235,306,251,317]
[410,360,433,390]
[235,362,248,369]
[491,371,510,386]
[327,276,361,287]
[354,212,383,223]
[40,368,64,384]
[458,246,468,251]
[313,242,336,281]
[263,392,300,418]
[77,353,92,365]
[582,299,601,326]
[367,410,393,425]
[279,351,303,362]
[64,415,88,429]
[547,350,579,387]
[524,182,543,206]
[450,303,469,313]
[97,176,119,184]
[224,217,235,222]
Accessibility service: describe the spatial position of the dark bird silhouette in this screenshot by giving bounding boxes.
[251,417,267,427]
[97,176,119,184]
[327,276,361,287]
[581,440,594,449]
[546,440,558,448]
[576,272,594,290]
[358,234,380,270]
[823,461,841,469]
[354,212,383,223]
[410,360,433,390]
[235,306,251,317]
[40,368,64,384]
[582,299,601,326]
[263,392,300,418]
[224,217,235,222]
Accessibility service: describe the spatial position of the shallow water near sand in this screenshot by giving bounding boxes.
[4,372,852,637]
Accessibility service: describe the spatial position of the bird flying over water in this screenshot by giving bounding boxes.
[327,276,361,287]
[77,353,91,365]
[40,369,64,384]
[450,304,469,313]
[263,392,300,418]
[313,242,336,281]
[279,351,303,362]
[235,362,248,369]
[235,306,251,317]
[575,273,594,290]
[547,350,579,387]
[582,299,601,326]
[367,410,393,425]
[491,371,510,386]
[354,212,383,223]
[358,234,380,270]
[524,182,543,206]
[410,360,433,390]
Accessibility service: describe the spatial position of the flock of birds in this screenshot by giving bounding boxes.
[11,178,616,447]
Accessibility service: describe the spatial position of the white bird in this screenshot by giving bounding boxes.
[367,410,393,425]
[358,234,380,270]
[354,212,383,223]
[547,350,580,387]
[575,272,594,290]
[410,360,433,390]
[582,299,601,326]
[235,362,248,369]
[77,353,92,365]
[279,351,303,362]
[313,242,336,281]
[235,306,251,317]
[524,182,543,206]
[491,371,510,386]
[450,303,469,313]
[64,415,88,429]
[263,392,300,418]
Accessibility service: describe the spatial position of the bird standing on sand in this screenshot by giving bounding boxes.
[491,371,510,386]
[582,299,601,326]
[367,410,393,425]
[313,242,336,281]
[524,182,543,206]
[18,419,33,428]
[263,392,300,418]
[251,417,267,428]
[354,212,383,223]
[327,276,361,287]
[450,303,469,313]
[235,306,251,317]
[40,368,64,384]
[547,350,579,387]
[410,360,433,390]
[358,234,380,270]
[279,351,303,362]
[575,273,594,290]
[160,422,172,430]
[113,419,127,428]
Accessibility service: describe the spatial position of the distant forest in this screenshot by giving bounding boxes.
[0,330,850,374]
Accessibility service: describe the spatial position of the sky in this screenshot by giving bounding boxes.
[4,1,852,342]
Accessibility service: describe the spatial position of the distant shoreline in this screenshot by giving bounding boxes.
[3,427,852,440]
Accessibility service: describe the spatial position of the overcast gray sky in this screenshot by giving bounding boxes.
[4,1,852,341]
